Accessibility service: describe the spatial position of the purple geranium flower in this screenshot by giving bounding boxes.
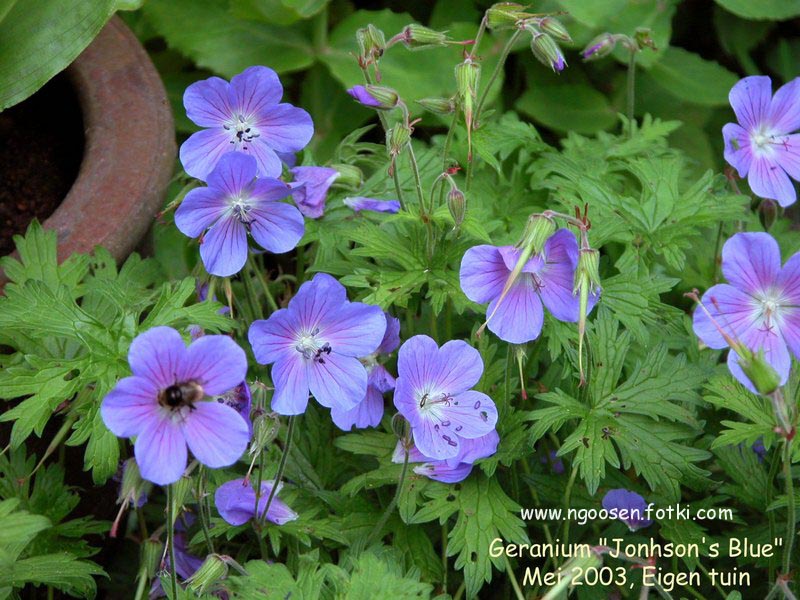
[393,335,498,460]
[343,197,401,214]
[248,273,387,415]
[289,166,339,219]
[723,76,800,207]
[101,327,251,485]
[217,381,252,436]
[692,232,800,393]
[347,85,383,108]
[540,450,565,475]
[175,153,304,277]
[602,489,653,531]
[460,229,599,344]
[180,66,313,180]
[392,430,499,483]
[215,478,298,526]
[330,313,400,431]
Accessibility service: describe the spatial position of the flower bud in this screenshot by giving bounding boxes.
[759,198,779,231]
[447,188,466,230]
[519,214,555,255]
[400,24,449,49]
[416,96,456,115]
[582,33,616,60]
[455,59,481,159]
[250,411,281,456]
[170,477,193,520]
[357,24,386,62]
[573,248,601,386]
[486,2,528,29]
[118,458,149,506]
[140,538,162,579]
[530,33,567,72]
[387,123,412,158]
[736,346,781,397]
[391,413,409,441]
[634,27,656,51]
[536,17,572,43]
[329,164,363,189]
[186,554,228,594]
[347,84,399,110]
[573,248,601,295]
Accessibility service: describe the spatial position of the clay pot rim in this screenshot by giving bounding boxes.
[2,16,175,275]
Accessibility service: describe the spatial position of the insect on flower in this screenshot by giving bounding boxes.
[101,327,251,485]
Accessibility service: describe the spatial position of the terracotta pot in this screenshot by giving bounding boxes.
[1,15,175,276]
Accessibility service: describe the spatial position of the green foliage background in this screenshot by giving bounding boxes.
[2,0,800,598]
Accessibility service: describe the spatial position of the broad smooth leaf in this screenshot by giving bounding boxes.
[648,47,739,107]
[0,0,122,109]
[515,83,618,134]
[714,0,800,20]
[144,0,314,76]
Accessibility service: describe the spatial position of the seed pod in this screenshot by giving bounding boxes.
[581,33,616,60]
[530,33,567,72]
[537,17,572,43]
[486,2,528,29]
[447,188,466,229]
[417,96,456,115]
[401,24,449,49]
[186,554,228,594]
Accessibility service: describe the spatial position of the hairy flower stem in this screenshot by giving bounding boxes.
[503,554,526,600]
[241,266,263,321]
[364,445,409,548]
[562,465,578,551]
[197,466,215,554]
[260,415,296,525]
[468,16,487,60]
[626,49,637,135]
[361,69,406,210]
[474,29,522,126]
[252,260,279,312]
[783,437,796,576]
[166,484,179,600]
[768,449,782,582]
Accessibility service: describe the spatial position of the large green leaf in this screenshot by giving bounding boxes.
[714,0,800,20]
[144,0,314,77]
[0,0,133,110]
[648,47,739,107]
[515,83,618,134]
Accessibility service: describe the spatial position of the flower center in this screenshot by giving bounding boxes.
[224,114,260,150]
[229,195,253,225]
[755,289,786,333]
[750,127,779,157]
[295,328,332,363]
[158,380,204,411]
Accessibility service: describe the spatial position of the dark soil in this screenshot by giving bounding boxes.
[0,73,84,256]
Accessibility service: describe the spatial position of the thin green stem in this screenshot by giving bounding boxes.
[468,16,487,60]
[241,266,263,321]
[453,581,466,600]
[253,260,279,312]
[783,437,796,576]
[197,466,215,554]
[626,49,637,133]
[406,142,426,211]
[503,555,525,600]
[561,465,578,551]
[695,562,726,599]
[260,416,296,525]
[365,445,409,547]
[312,4,328,51]
[475,29,522,124]
[441,523,449,592]
[166,485,179,600]
[768,445,782,581]
[133,569,148,600]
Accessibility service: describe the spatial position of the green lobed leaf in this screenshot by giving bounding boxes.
[647,47,739,107]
